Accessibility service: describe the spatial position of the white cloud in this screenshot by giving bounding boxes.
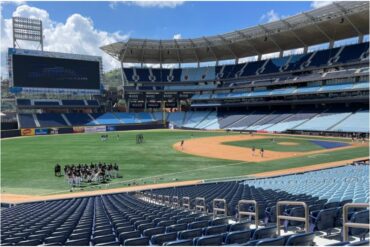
[109,1,184,9]
[173,33,181,40]
[310,1,333,9]
[260,9,280,23]
[127,1,184,8]
[1,4,129,77]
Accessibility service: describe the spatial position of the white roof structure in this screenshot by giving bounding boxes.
[101,1,369,64]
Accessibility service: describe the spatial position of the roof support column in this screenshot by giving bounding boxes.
[329,40,335,49]
[303,46,308,54]
[120,62,126,87]
[358,35,364,43]
[279,50,284,58]
[257,54,262,61]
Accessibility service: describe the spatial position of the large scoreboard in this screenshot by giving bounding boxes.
[8,48,102,94]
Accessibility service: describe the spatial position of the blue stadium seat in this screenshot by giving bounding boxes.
[119,231,141,244]
[178,228,203,240]
[203,224,228,235]
[224,230,254,244]
[150,232,177,245]
[255,236,286,246]
[251,226,277,240]
[163,239,193,246]
[310,208,337,234]
[285,232,315,246]
[194,234,223,246]
[123,237,149,246]
[142,227,165,238]
[166,223,187,233]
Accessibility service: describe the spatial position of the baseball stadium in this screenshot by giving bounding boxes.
[1,1,369,246]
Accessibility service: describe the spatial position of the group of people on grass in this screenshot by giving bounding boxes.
[54,162,120,188]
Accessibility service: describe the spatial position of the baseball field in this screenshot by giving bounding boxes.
[1,129,368,200]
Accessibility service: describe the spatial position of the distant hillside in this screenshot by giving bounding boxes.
[103,69,123,88]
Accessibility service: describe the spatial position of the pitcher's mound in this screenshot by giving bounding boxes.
[278,142,299,146]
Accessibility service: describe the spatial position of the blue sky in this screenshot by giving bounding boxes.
[0,1,336,74]
[2,1,315,40]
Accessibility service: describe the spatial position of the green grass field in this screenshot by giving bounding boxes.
[1,130,368,196]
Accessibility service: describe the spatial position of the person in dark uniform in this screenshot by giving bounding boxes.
[54,163,61,176]
[252,146,255,157]
[181,140,185,150]
[113,163,119,178]
[260,148,264,158]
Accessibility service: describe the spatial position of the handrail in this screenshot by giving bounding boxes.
[151,194,156,203]
[343,203,370,242]
[213,199,227,218]
[164,195,170,205]
[238,200,259,228]
[276,201,309,235]
[172,196,179,207]
[157,195,163,204]
[182,196,190,209]
[195,197,206,213]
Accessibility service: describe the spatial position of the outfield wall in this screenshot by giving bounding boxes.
[0,121,167,139]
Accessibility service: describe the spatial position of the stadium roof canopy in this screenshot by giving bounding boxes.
[101,1,369,64]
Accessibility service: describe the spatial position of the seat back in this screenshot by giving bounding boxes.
[194,234,223,246]
[166,223,188,233]
[204,224,228,235]
[178,228,203,240]
[285,232,315,246]
[349,210,369,237]
[256,236,286,246]
[163,239,193,246]
[252,226,276,240]
[143,227,165,238]
[119,230,141,244]
[151,232,177,245]
[289,207,305,227]
[188,220,209,229]
[314,208,337,231]
[229,222,250,231]
[225,230,254,244]
[209,217,229,226]
[158,220,176,227]
[123,237,149,246]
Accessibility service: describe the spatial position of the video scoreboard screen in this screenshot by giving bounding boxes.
[10,49,101,90]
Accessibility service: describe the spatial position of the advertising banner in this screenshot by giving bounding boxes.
[129,102,144,109]
[145,94,160,100]
[146,102,161,108]
[163,93,177,100]
[84,126,106,133]
[50,128,59,135]
[21,128,35,136]
[179,93,192,99]
[106,126,116,132]
[73,126,85,133]
[165,101,177,108]
[35,128,49,135]
[127,93,144,100]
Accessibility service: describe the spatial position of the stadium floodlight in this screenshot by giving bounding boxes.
[12,16,43,51]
